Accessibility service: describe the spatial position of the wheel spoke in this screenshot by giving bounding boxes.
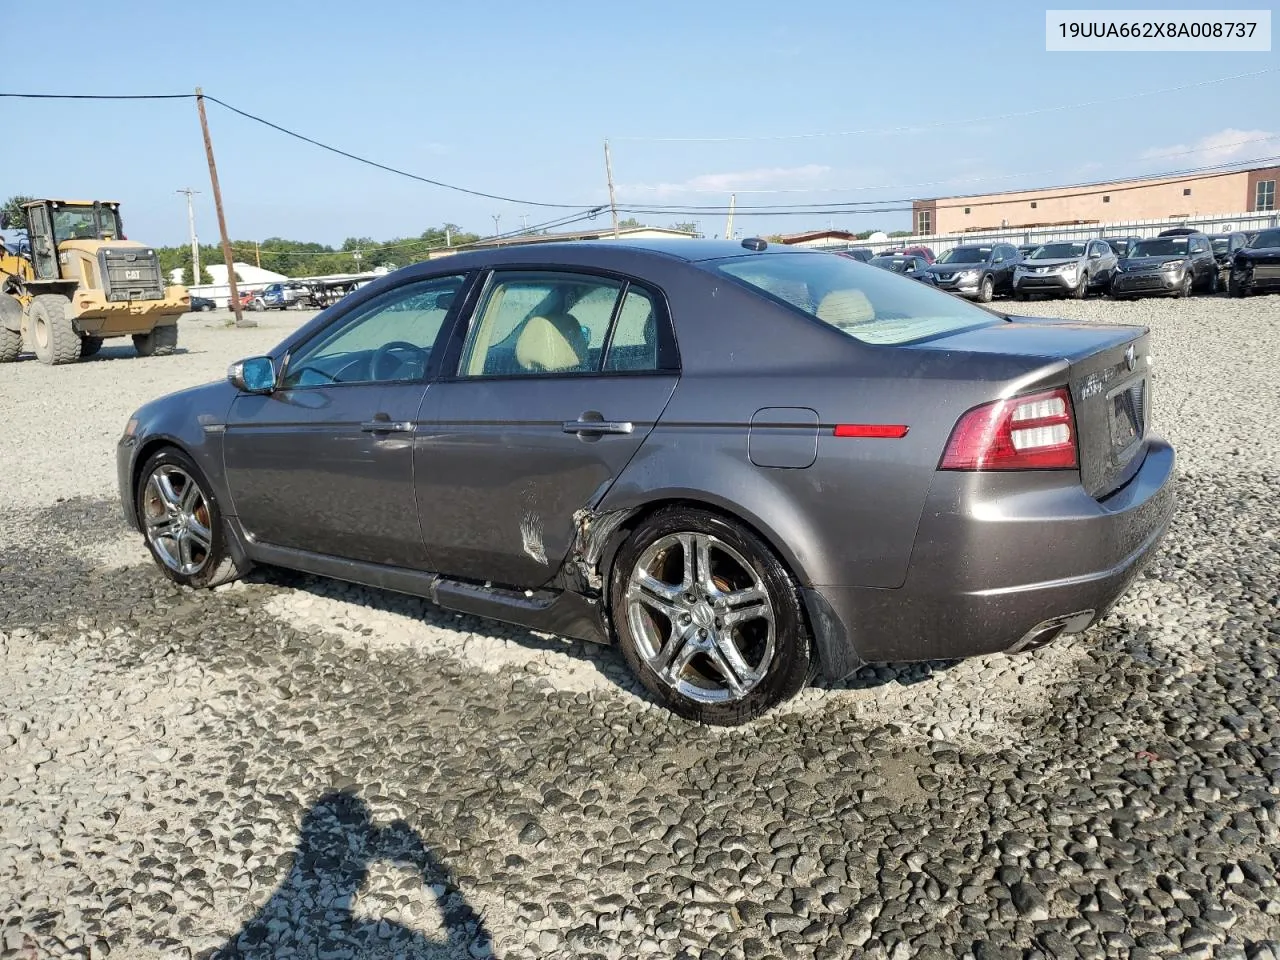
[649,628,692,682]
[723,602,771,627]
[714,632,760,686]
[179,478,202,513]
[714,584,767,611]
[146,515,176,537]
[177,531,195,570]
[634,571,682,605]
[154,471,182,511]
[678,533,697,593]
[694,534,714,593]
[704,642,745,698]
[187,518,212,550]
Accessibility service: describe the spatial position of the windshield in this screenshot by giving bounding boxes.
[936,246,991,264]
[1210,238,1230,254]
[870,256,911,273]
[1130,237,1188,257]
[1252,229,1280,248]
[710,252,997,346]
[1030,242,1087,259]
[51,204,121,243]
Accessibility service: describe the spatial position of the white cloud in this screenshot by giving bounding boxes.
[1141,127,1276,165]
[620,164,832,197]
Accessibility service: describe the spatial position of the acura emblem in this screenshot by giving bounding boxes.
[1124,344,1137,371]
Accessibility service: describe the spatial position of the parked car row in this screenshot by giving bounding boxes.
[856,227,1280,302]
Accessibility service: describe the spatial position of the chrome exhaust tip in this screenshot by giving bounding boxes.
[1006,610,1095,654]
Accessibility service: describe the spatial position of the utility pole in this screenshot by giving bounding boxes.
[520,214,529,234]
[353,249,362,273]
[254,240,261,270]
[491,214,501,237]
[604,139,619,238]
[176,188,201,285]
[724,194,737,242]
[445,225,452,247]
[194,87,252,326]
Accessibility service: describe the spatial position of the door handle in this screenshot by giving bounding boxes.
[562,419,634,435]
[361,418,414,433]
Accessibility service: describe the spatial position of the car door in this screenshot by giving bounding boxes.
[222,272,471,568]
[417,269,679,588]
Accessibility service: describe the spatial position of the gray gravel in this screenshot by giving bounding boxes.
[2,294,1279,959]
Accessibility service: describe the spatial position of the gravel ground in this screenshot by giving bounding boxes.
[2,295,1279,960]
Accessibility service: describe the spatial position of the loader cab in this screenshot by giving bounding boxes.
[20,200,123,280]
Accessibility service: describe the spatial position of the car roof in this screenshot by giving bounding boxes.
[415,238,825,270]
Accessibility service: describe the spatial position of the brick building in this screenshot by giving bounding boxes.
[913,163,1279,235]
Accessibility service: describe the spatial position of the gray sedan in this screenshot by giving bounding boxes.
[117,239,1177,724]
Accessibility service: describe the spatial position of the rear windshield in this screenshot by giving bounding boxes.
[710,252,996,346]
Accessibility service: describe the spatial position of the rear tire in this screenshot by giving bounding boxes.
[1207,269,1220,294]
[29,294,81,365]
[133,324,178,357]
[80,336,104,357]
[0,326,20,362]
[136,447,247,589]
[609,506,813,725]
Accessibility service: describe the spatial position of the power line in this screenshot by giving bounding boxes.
[612,67,1280,142]
[202,95,599,210]
[0,92,194,100]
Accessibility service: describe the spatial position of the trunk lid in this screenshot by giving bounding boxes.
[909,318,1151,498]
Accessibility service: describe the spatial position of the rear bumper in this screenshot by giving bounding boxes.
[805,437,1177,675]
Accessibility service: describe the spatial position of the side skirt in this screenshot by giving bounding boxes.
[239,533,609,645]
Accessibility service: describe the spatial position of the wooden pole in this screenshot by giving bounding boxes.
[195,87,253,327]
[604,139,619,238]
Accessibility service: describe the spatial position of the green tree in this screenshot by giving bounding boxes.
[618,216,643,228]
[1,195,34,231]
[669,221,700,235]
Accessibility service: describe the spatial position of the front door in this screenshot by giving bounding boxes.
[417,270,679,587]
[26,204,58,280]
[223,273,469,568]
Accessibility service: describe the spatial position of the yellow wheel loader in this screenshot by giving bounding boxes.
[0,199,190,365]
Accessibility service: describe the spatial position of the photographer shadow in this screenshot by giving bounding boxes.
[206,789,491,959]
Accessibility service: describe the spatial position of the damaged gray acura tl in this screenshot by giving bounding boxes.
[118,238,1176,724]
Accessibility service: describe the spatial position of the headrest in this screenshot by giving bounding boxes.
[515,314,586,372]
[815,289,875,327]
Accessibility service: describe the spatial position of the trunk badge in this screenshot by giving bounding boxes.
[1125,344,1137,371]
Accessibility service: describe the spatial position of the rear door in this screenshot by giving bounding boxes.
[417,269,678,587]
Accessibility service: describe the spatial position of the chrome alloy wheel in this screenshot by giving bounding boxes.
[142,465,213,576]
[625,532,776,703]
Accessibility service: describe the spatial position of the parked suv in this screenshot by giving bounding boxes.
[1102,235,1143,259]
[1207,232,1249,285]
[258,282,305,310]
[927,243,1020,302]
[1110,232,1219,298]
[1012,239,1118,300]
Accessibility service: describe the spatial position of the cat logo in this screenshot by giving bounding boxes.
[125,269,141,280]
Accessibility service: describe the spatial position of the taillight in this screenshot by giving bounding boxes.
[939,387,1077,471]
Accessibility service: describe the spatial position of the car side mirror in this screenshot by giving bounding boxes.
[228,356,277,394]
[1090,250,1101,259]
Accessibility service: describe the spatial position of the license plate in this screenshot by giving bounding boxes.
[1109,378,1144,452]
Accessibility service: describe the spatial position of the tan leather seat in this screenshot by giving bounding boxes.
[514,313,587,372]
[815,289,875,327]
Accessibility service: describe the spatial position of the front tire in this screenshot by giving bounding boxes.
[136,447,246,589]
[609,506,813,725]
[133,324,178,357]
[80,336,104,357]
[1175,270,1193,299]
[1229,273,1250,297]
[1071,272,1088,299]
[29,294,81,365]
[976,274,994,303]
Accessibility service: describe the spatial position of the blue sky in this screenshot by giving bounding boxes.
[5,0,1276,247]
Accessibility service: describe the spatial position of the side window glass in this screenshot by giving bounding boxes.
[460,272,623,377]
[604,287,659,372]
[282,275,465,388]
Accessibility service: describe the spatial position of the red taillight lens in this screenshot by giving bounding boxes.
[939,387,1078,471]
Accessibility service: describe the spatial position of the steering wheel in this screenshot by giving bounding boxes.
[371,341,427,381]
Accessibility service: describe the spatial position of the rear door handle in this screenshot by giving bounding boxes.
[361,417,414,433]
[562,419,634,435]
